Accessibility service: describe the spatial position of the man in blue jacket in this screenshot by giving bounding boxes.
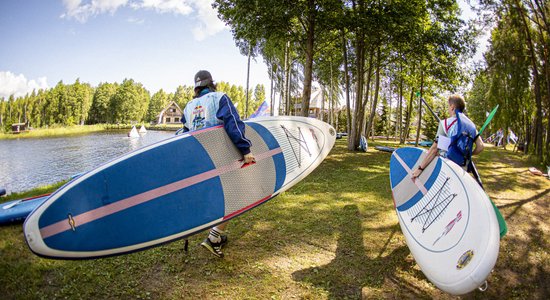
[182,70,255,258]
[412,95,484,179]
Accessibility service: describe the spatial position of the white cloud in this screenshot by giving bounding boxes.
[188,0,225,41]
[135,0,193,15]
[0,72,49,99]
[61,0,129,23]
[127,17,145,24]
[60,0,226,40]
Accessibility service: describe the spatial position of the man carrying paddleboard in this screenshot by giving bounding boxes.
[182,70,255,258]
[412,95,484,179]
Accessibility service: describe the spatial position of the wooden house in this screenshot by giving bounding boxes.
[11,122,28,134]
[157,101,183,125]
[295,83,341,118]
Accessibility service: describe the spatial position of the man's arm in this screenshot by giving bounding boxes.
[412,141,439,179]
[216,94,252,155]
[473,136,484,155]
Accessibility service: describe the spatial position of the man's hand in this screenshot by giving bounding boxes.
[243,153,255,164]
[411,167,422,180]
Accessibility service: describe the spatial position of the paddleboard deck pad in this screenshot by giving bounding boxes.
[24,116,336,259]
[389,147,500,295]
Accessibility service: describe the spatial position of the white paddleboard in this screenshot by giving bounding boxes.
[389,147,500,295]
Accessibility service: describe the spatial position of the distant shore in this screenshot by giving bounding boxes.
[0,124,181,140]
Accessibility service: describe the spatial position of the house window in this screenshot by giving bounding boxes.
[166,117,171,123]
[175,118,180,122]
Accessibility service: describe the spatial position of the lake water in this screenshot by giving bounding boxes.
[0,130,175,194]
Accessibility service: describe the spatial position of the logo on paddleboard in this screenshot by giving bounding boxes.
[456,249,474,270]
[433,210,462,245]
[310,128,320,149]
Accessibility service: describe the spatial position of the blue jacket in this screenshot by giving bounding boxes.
[181,89,252,155]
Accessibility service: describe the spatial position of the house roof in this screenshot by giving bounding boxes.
[157,101,183,124]
[158,101,183,117]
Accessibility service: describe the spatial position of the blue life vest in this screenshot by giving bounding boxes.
[446,111,477,167]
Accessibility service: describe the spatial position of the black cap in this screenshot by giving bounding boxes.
[194,70,213,88]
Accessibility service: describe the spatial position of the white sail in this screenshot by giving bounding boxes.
[128,126,140,138]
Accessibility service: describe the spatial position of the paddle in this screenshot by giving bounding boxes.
[419,97,441,123]
[2,193,51,210]
[476,105,499,139]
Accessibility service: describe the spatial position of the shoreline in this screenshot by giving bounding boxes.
[0,124,181,140]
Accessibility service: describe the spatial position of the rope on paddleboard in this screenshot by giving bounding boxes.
[281,125,312,168]
[410,177,457,233]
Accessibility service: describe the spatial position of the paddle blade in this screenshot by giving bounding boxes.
[478,105,499,135]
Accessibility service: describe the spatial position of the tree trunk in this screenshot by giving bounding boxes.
[329,61,334,126]
[348,31,366,150]
[365,46,382,140]
[357,49,375,143]
[397,67,403,142]
[285,41,291,115]
[301,0,316,117]
[320,84,325,121]
[245,44,251,118]
[387,81,392,140]
[280,42,289,115]
[269,60,274,116]
[402,88,415,143]
[514,0,543,159]
[415,69,424,146]
[342,30,352,137]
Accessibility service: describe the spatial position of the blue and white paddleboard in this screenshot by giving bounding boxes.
[1,173,83,226]
[389,147,500,295]
[0,194,50,225]
[359,135,368,152]
[24,116,336,259]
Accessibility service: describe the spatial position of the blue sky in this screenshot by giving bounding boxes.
[0,1,485,101]
[0,0,271,99]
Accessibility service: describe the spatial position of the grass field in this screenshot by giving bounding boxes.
[0,125,107,140]
[0,139,548,299]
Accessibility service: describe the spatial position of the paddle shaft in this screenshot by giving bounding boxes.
[420,97,441,123]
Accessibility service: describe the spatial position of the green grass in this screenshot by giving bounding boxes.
[0,125,107,140]
[0,140,548,299]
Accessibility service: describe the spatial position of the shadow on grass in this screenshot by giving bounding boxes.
[291,204,429,299]
[495,188,550,219]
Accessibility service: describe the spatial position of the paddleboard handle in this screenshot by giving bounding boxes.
[241,161,256,168]
[478,280,488,292]
[239,158,257,168]
[68,214,76,231]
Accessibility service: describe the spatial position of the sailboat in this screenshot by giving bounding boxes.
[139,125,147,134]
[128,126,139,138]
